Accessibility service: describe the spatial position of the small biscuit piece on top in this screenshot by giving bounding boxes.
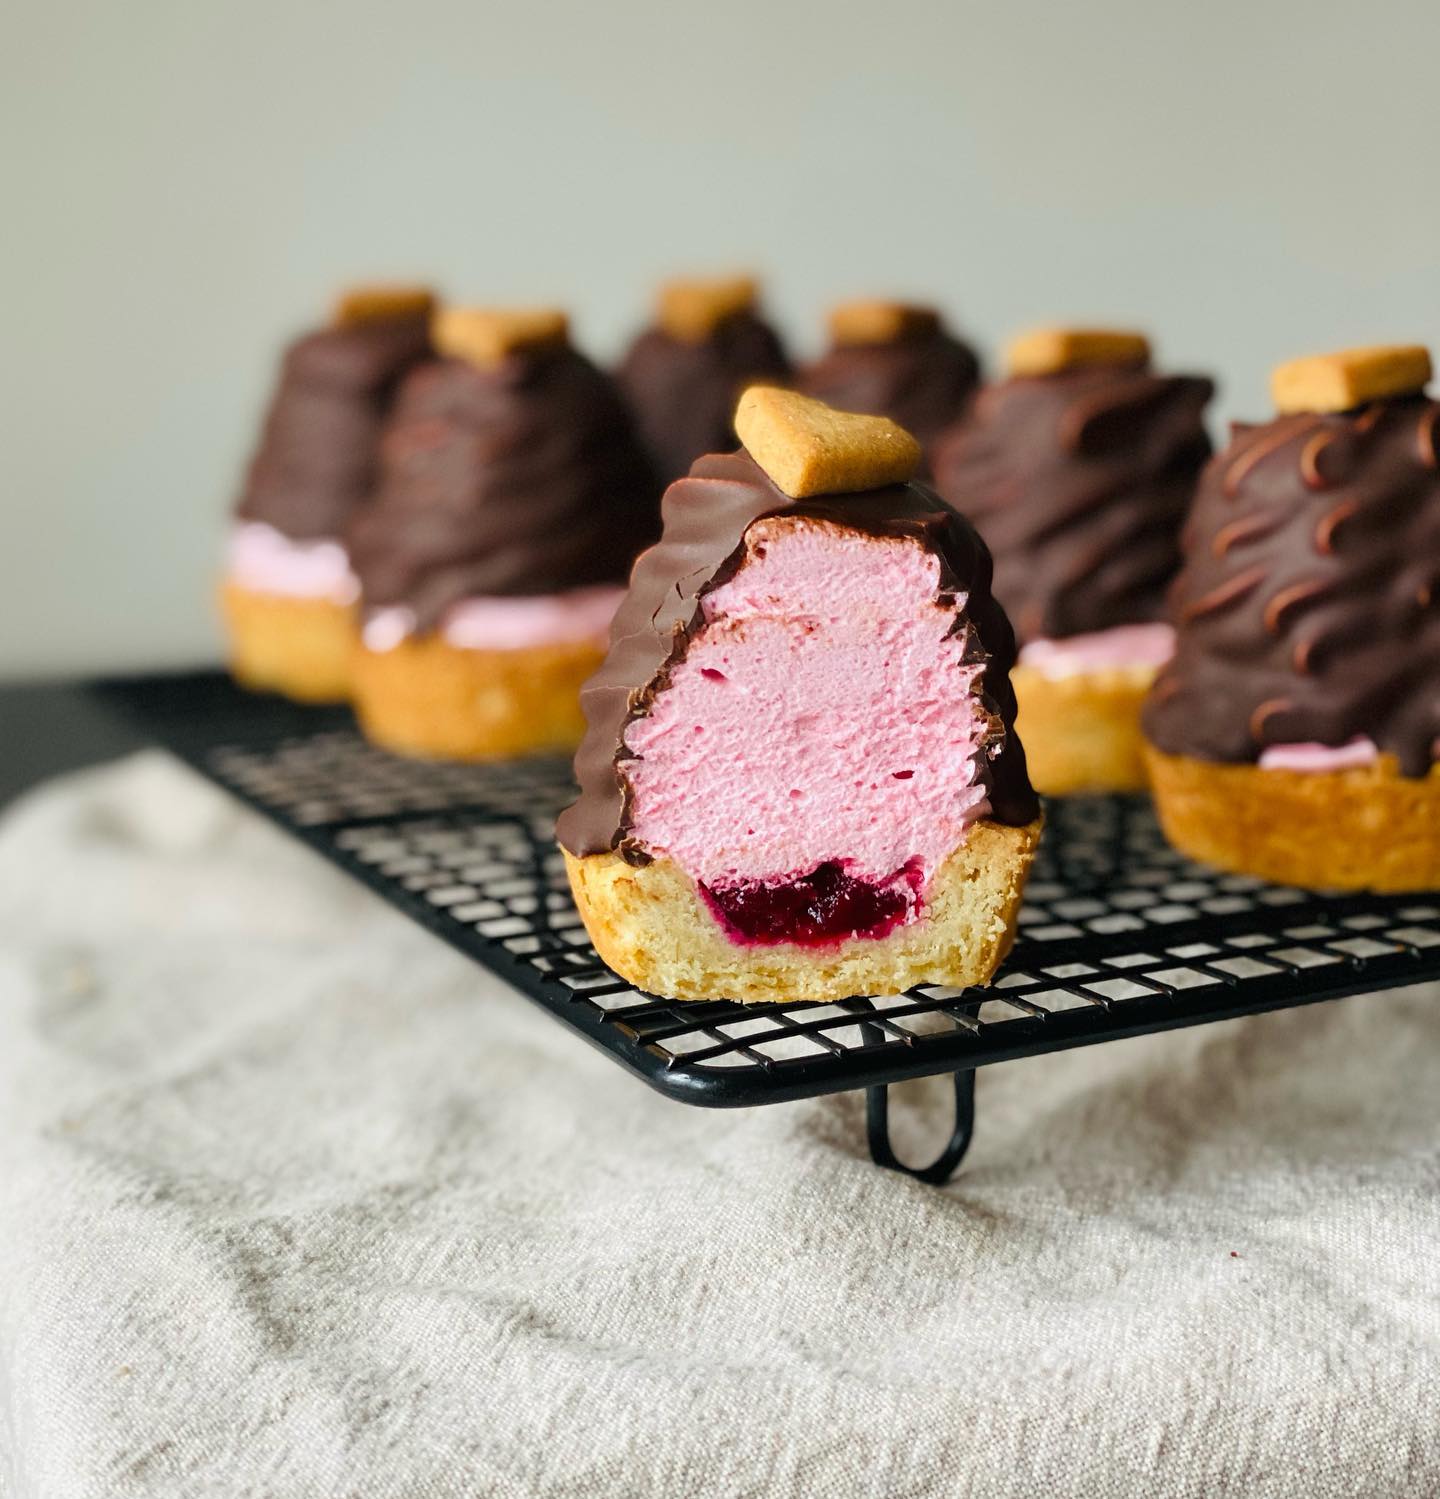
[734,385,921,499]
[432,306,570,369]
[332,284,437,328]
[657,276,759,344]
[1270,344,1432,415]
[827,300,941,347]
[1006,327,1151,378]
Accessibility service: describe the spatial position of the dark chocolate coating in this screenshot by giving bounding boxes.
[236,314,433,540]
[931,366,1215,643]
[798,323,981,466]
[347,347,660,628]
[616,313,791,486]
[556,451,1038,859]
[1142,395,1440,775]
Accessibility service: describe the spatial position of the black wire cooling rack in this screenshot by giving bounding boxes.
[94,672,1440,1183]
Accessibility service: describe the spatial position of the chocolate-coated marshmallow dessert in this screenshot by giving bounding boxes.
[616,276,790,487]
[1144,344,1440,891]
[347,306,659,760]
[222,284,435,702]
[558,386,1040,1003]
[799,300,980,466]
[932,327,1214,793]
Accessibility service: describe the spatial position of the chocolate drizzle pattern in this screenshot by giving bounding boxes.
[799,323,980,464]
[236,314,433,540]
[1143,394,1440,775]
[556,451,1038,858]
[347,347,659,629]
[931,366,1214,642]
[616,314,790,486]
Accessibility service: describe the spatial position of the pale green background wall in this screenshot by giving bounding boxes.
[3,0,1437,676]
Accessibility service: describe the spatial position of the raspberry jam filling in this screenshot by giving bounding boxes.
[700,861,923,948]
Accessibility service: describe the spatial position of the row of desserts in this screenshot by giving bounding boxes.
[222,278,1210,797]
[220,294,1440,1000]
[223,286,654,757]
[555,356,1440,1004]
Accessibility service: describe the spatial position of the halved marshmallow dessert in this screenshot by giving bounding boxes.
[346,306,659,759]
[932,327,1214,793]
[1144,345,1440,891]
[223,284,435,702]
[556,387,1042,1004]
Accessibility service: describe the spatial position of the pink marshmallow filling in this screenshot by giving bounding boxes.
[1258,737,1380,772]
[621,520,994,946]
[226,522,360,605]
[362,585,624,654]
[1018,622,1175,680]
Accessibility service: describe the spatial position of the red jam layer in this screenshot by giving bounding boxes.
[700,861,922,947]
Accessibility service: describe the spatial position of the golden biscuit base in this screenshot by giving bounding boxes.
[734,386,921,499]
[352,633,605,760]
[1005,327,1150,378]
[1270,344,1432,415]
[1145,745,1440,892]
[657,275,758,343]
[433,306,569,369]
[332,284,436,328]
[828,300,939,347]
[220,580,358,704]
[1012,662,1158,796]
[563,817,1042,1004]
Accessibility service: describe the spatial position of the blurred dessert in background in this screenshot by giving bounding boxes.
[616,275,790,486]
[798,300,980,469]
[222,284,435,702]
[558,385,1040,1003]
[348,305,659,759]
[1144,343,1440,890]
[933,327,1214,794]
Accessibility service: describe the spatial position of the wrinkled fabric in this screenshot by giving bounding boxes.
[0,753,1436,1499]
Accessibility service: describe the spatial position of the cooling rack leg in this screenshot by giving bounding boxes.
[865,1068,976,1185]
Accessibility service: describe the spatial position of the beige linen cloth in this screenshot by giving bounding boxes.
[1,752,1437,1499]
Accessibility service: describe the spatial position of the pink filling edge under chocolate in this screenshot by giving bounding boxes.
[226,522,360,606]
[361,585,625,654]
[1257,737,1379,772]
[1018,622,1175,679]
